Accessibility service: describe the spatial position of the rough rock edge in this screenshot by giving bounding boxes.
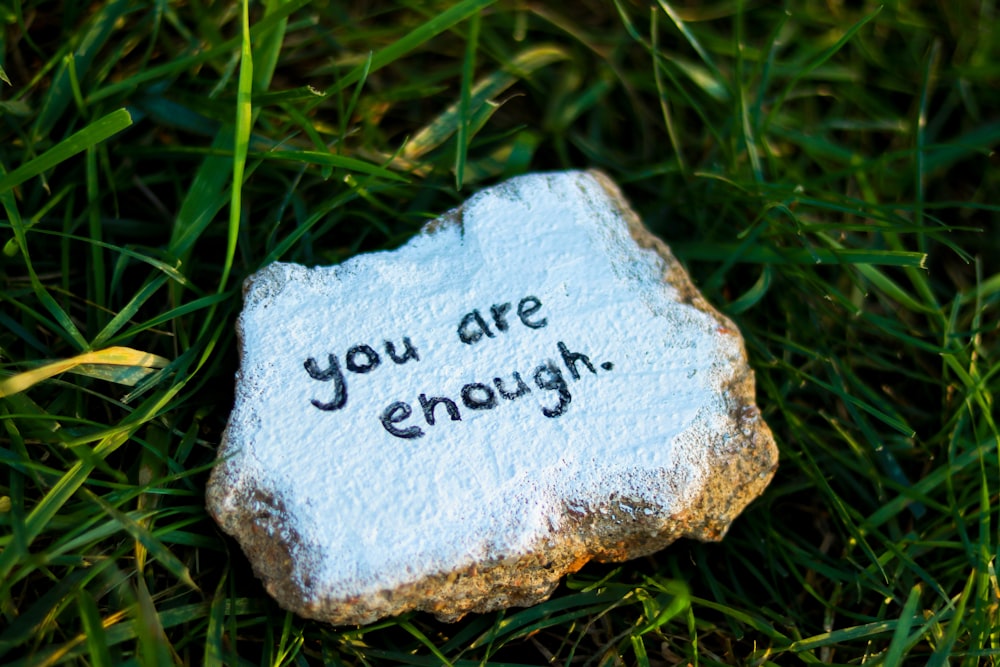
[206,170,778,626]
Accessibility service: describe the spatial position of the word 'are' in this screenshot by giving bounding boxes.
[457,296,547,344]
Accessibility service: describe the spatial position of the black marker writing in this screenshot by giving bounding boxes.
[305,337,419,411]
[378,341,612,439]
[458,295,548,344]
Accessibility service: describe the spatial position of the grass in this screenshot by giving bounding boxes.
[0,0,997,664]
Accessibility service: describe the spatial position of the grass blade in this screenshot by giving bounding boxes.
[399,621,454,667]
[83,489,199,592]
[76,589,113,667]
[0,569,91,659]
[219,0,254,293]
[674,242,926,267]
[764,7,882,132]
[321,0,499,99]
[927,571,976,667]
[204,567,228,666]
[0,108,132,195]
[650,8,686,176]
[258,150,410,181]
[31,0,134,138]
[134,577,173,666]
[455,11,480,190]
[882,584,923,665]
[655,0,730,99]
[1,188,88,350]
[0,346,170,398]
[89,276,170,349]
[403,45,569,161]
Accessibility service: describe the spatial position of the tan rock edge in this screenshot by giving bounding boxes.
[206,170,778,625]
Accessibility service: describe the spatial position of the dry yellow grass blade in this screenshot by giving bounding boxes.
[0,347,170,398]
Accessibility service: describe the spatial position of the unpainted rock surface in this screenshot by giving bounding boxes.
[206,170,778,625]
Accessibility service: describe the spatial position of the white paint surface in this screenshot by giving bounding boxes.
[216,171,743,602]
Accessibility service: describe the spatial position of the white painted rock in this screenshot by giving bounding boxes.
[206,170,777,625]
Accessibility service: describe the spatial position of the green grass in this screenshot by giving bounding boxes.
[1,0,997,664]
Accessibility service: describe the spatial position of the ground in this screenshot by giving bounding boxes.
[0,1,998,665]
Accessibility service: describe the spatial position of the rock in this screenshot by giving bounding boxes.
[206,170,778,625]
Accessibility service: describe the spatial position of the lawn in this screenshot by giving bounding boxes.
[1,0,998,665]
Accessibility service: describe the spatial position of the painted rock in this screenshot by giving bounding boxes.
[206,170,778,625]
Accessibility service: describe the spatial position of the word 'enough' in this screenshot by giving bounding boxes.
[379,341,613,439]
